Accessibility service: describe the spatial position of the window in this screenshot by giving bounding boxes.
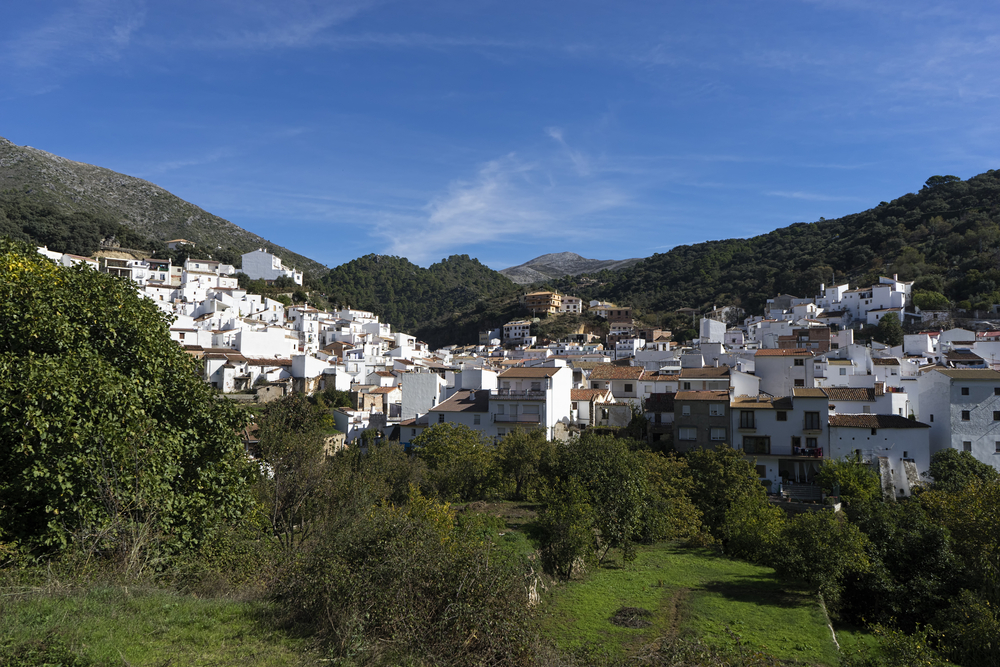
[964,441,972,453]
[962,410,971,421]
[863,406,871,414]
[683,382,691,390]
[930,414,934,422]
[840,368,847,376]
[740,411,755,429]
[571,402,578,410]
[995,387,1000,396]
[592,382,600,389]
[743,436,770,454]
[776,411,787,421]
[806,437,818,448]
[624,383,633,393]
[804,412,821,430]
[794,379,805,387]
[411,429,416,437]
[678,426,697,441]
[996,442,1000,454]
[474,414,481,425]
[531,381,542,391]
[498,428,506,436]
[710,403,725,416]
[962,387,970,396]
[682,405,691,416]
[794,358,804,366]
[711,427,727,441]
[755,464,767,478]
[523,405,539,415]
[994,411,1000,421]
[438,414,445,423]
[791,436,801,447]
[497,404,504,414]
[871,428,877,435]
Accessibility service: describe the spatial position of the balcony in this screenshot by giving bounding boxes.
[791,446,824,458]
[491,389,546,401]
[493,414,541,423]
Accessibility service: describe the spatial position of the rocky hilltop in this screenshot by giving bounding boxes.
[500,251,644,284]
[0,136,325,274]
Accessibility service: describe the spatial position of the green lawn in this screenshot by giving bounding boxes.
[0,585,314,666]
[539,543,842,666]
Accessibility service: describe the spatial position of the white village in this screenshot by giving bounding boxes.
[37,243,1000,502]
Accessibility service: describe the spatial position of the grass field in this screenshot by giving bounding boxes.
[0,584,314,666]
[538,543,843,666]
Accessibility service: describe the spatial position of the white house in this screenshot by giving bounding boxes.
[240,249,303,286]
[491,365,573,440]
[916,368,1000,472]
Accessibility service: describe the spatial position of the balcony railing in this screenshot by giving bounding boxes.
[490,389,546,400]
[791,446,824,458]
[493,414,541,423]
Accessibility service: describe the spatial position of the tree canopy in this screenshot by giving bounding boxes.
[0,239,251,553]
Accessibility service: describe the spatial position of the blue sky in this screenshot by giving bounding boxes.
[3,1,1000,270]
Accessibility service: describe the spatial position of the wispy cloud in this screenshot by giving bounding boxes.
[3,0,145,71]
[377,150,628,264]
[766,190,864,202]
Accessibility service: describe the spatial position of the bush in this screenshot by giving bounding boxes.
[271,488,534,666]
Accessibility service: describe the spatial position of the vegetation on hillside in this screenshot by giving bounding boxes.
[319,253,521,346]
[0,136,324,275]
[550,171,1000,318]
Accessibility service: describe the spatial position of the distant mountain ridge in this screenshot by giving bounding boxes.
[500,252,644,284]
[0,136,325,275]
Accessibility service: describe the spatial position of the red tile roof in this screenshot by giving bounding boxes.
[828,414,929,429]
[589,365,644,380]
[755,348,813,357]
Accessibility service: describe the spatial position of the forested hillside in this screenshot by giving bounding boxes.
[0,136,324,275]
[319,254,522,345]
[551,171,1000,317]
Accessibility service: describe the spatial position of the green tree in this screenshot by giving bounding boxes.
[912,289,950,311]
[553,433,648,564]
[683,446,767,539]
[926,448,1000,493]
[774,510,870,603]
[253,394,333,552]
[0,239,251,554]
[537,477,596,579]
[412,423,496,501]
[873,312,904,347]
[815,458,882,504]
[634,451,703,544]
[494,427,548,500]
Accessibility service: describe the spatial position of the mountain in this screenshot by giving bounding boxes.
[319,254,521,347]
[500,252,644,284]
[0,136,325,275]
[547,171,1000,321]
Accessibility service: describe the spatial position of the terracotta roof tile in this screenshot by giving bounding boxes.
[678,366,730,378]
[430,390,490,413]
[755,348,814,357]
[675,390,730,401]
[829,414,930,429]
[589,365,644,380]
[824,387,881,401]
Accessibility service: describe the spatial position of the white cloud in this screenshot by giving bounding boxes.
[766,190,863,202]
[378,149,628,265]
[3,0,145,71]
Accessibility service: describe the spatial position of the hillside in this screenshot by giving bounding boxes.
[546,171,1000,318]
[0,136,324,275]
[500,251,643,284]
[319,253,522,347]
